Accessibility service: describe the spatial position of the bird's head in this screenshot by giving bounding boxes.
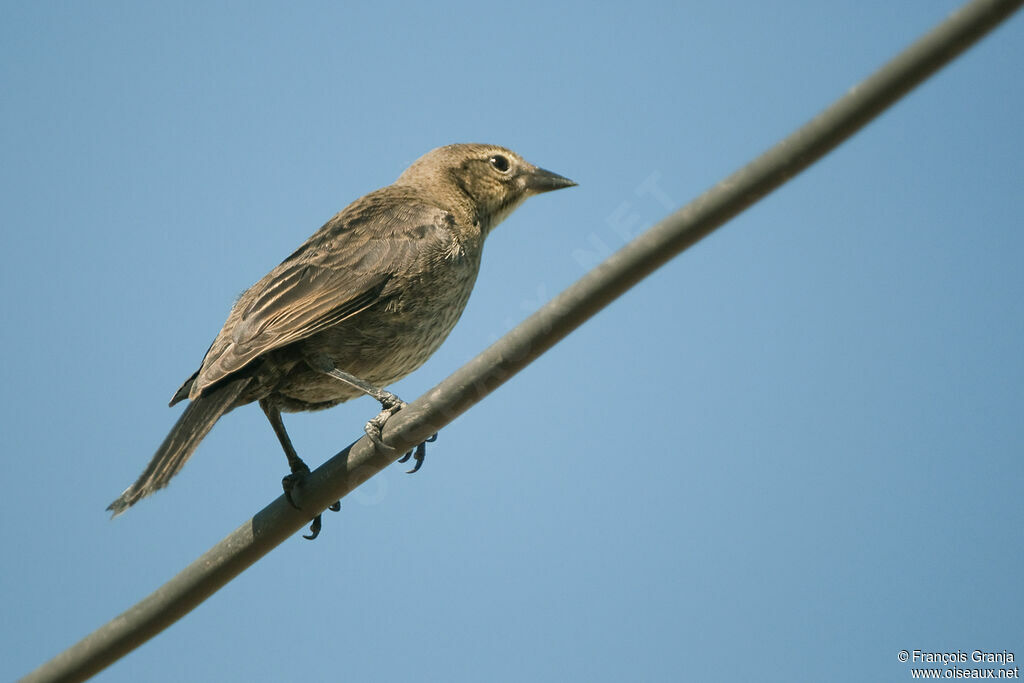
[395,143,576,235]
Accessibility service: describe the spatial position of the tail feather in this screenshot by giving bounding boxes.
[108,377,251,516]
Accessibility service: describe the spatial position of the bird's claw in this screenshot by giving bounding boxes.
[302,501,340,540]
[303,516,323,540]
[397,433,437,474]
[281,463,340,541]
[363,391,436,473]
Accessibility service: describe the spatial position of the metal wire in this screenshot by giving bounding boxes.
[22,0,1023,680]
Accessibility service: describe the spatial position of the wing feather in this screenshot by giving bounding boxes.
[188,196,455,398]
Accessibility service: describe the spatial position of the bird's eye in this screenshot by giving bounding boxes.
[489,155,511,173]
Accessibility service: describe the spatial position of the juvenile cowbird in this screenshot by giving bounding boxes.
[108,143,575,532]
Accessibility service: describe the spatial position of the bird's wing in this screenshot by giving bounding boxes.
[189,199,456,397]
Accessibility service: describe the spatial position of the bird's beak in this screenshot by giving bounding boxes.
[524,166,577,193]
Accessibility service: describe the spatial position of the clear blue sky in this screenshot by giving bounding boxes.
[2,2,1022,681]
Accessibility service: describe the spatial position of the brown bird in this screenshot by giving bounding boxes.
[108,143,575,536]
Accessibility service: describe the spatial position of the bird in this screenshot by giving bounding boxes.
[107,143,576,537]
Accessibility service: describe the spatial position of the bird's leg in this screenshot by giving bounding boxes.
[260,399,308,479]
[305,354,436,472]
[326,367,405,454]
[260,399,339,540]
[304,354,405,452]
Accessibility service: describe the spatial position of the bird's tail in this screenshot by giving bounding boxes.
[107,376,251,517]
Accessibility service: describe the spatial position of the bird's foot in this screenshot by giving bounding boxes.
[364,392,407,455]
[397,433,437,474]
[281,461,340,541]
[281,461,310,510]
[362,393,437,474]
